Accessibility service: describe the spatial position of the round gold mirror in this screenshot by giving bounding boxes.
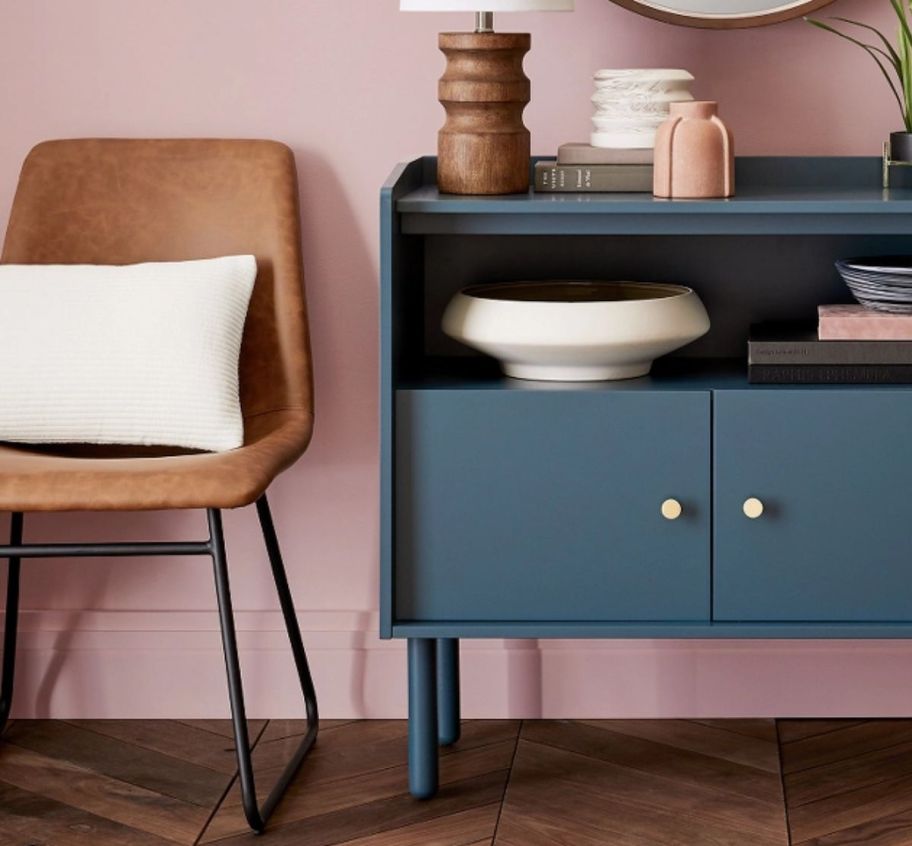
[609,0,835,28]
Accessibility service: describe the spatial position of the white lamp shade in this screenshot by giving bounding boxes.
[401,0,573,11]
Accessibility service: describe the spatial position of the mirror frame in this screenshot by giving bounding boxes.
[609,0,834,28]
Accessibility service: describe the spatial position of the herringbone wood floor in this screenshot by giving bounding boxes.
[2,719,912,844]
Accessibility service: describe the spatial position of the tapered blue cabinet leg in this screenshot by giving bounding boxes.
[436,638,460,746]
[408,638,438,799]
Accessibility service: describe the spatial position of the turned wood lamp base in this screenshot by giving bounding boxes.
[437,31,531,195]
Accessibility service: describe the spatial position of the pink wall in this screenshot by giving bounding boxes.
[0,0,908,719]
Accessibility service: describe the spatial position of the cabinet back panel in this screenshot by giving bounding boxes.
[419,235,912,362]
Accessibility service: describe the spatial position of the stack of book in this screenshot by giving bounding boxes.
[748,306,912,384]
[534,143,653,194]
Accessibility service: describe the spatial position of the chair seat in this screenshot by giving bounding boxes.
[0,410,312,512]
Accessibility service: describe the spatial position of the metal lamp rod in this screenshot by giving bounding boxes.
[475,11,494,32]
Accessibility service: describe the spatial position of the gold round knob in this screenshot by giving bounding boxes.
[661,499,683,520]
[743,497,764,519]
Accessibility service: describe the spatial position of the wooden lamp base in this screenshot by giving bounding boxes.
[437,32,531,195]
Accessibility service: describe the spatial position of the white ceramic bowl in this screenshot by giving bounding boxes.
[442,281,710,382]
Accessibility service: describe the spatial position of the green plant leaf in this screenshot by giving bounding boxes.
[890,0,912,47]
[826,16,902,70]
[807,18,898,72]
[806,17,906,121]
[896,0,912,129]
[897,3,912,131]
[889,0,912,124]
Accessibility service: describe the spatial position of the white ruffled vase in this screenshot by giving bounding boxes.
[590,69,695,149]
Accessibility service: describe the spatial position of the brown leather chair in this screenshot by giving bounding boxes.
[0,139,318,833]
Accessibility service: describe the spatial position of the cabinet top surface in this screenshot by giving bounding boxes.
[401,358,912,393]
[388,157,912,216]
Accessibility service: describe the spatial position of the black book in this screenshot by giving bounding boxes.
[749,321,912,365]
[749,364,912,384]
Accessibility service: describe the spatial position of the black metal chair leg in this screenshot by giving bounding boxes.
[0,513,23,735]
[256,496,319,731]
[209,496,319,834]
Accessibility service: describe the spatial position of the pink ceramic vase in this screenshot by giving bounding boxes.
[653,101,734,199]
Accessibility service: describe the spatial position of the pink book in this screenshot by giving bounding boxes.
[818,304,912,340]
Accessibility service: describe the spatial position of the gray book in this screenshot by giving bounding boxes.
[534,161,653,193]
[749,322,912,365]
[558,143,654,166]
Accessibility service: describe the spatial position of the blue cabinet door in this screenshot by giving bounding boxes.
[396,390,710,622]
[714,391,912,622]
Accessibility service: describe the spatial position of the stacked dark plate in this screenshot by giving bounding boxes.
[837,256,912,313]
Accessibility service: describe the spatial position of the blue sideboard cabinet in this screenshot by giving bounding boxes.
[380,157,912,798]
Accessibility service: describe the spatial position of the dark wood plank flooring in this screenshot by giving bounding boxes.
[2,719,912,844]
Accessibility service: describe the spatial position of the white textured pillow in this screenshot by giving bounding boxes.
[0,255,256,452]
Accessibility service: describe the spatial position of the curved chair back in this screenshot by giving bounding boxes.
[1,139,313,427]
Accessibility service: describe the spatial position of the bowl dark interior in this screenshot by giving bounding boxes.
[463,281,688,304]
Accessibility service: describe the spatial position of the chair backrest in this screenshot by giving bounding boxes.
[0,139,312,426]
